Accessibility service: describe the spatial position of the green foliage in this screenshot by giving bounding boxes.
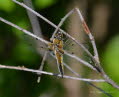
[102,35,119,97]
[11,19,39,63]
[35,0,58,9]
[0,0,15,12]
[103,35,119,81]
[12,19,28,37]
[101,82,119,97]
[12,41,38,63]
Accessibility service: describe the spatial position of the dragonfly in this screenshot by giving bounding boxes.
[23,30,91,78]
[48,31,64,77]
[23,31,65,77]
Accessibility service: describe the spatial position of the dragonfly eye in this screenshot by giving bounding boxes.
[53,32,63,40]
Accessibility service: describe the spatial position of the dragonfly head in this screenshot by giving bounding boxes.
[54,32,63,41]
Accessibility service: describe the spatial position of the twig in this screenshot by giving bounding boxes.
[101,70,119,89]
[37,51,48,83]
[0,64,105,82]
[13,0,57,32]
[50,9,75,41]
[0,17,49,44]
[75,8,100,63]
[64,51,97,71]
[23,0,42,37]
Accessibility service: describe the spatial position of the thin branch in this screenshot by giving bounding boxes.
[37,51,48,83]
[0,64,105,82]
[89,33,100,62]
[13,0,57,32]
[0,17,49,44]
[23,0,42,37]
[101,69,119,89]
[50,9,75,41]
[64,51,97,71]
[75,8,100,63]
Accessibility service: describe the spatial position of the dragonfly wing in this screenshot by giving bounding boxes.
[23,34,49,52]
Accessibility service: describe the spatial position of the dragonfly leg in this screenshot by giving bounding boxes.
[53,73,63,78]
[48,42,54,51]
[53,73,61,79]
[59,64,64,78]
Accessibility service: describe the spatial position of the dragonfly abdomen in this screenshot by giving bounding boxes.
[55,50,64,78]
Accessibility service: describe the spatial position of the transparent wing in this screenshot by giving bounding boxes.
[64,36,89,55]
[63,34,93,64]
[22,34,48,53]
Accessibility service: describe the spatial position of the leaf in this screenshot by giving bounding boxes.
[0,0,15,12]
[35,0,58,9]
[12,20,28,38]
[103,35,119,81]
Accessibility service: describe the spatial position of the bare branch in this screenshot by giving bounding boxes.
[13,0,57,32]
[23,0,42,37]
[101,70,119,89]
[50,9,75,41]
[0,17,49,44]
[64,51,97,71]
[37,51,48,83]
[0,64,105,82]
[75,8,100,63]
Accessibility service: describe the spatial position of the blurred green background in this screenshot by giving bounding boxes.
[0,0,119,97]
